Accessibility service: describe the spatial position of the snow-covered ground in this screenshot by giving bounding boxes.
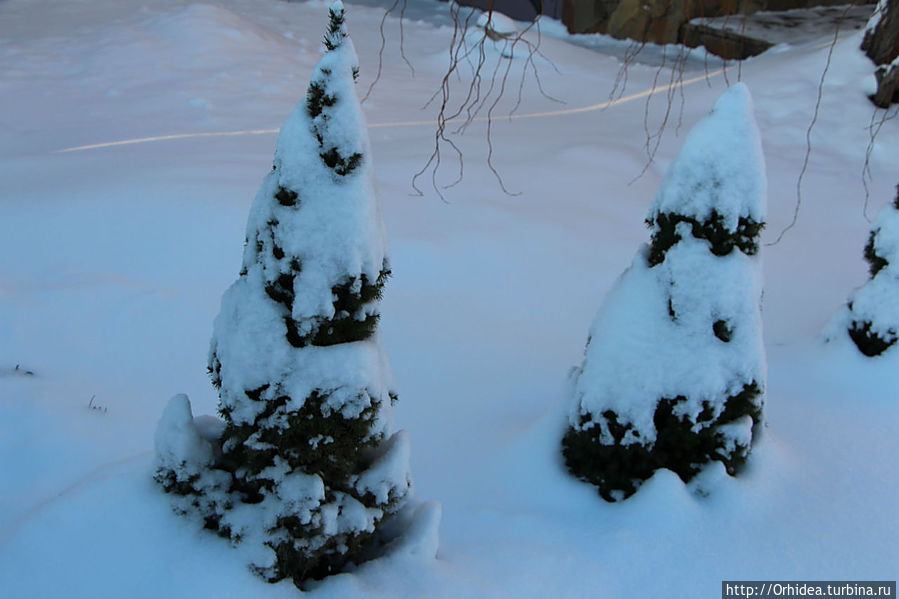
[1,0,896,597]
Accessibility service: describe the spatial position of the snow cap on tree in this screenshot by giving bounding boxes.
[844,185,899,356]
[647,82,766,265]
[156,2,412,587]
[563,83,767,501]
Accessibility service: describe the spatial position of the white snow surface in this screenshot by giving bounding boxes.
[1,0,897,597]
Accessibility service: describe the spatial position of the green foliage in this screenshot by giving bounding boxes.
[219,388,381,491]
[320,147,364,177]
[863,231,888,277]
[713,319,733,342]
[276,186,298,207]
[305,7,364,178]
[848,319,897,357]
[279,263,390,348]
[306,81,335,120]
[213,382,399,584]
[322,3,346,51]
[153,468,201,497]
[647,211,764,267]
[562,382,762,501]
[267,509,380,586]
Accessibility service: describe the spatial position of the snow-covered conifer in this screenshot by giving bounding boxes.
[845,185,899,356]
[562,84,767,501]
[155,2,411,585]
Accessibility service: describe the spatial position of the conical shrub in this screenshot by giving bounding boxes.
[155,2,411,585]
[846,185,899,357]
[562,84,767,501]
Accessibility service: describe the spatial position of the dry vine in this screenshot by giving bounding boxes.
[414,2,563,199]
[365,0,563,200]
[768,1,856,245]
[862,101,899,219]
[368,0,892,226]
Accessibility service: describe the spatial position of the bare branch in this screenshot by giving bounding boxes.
[362,0,414,104]
[768,2,854,246]
[862,103,899,220]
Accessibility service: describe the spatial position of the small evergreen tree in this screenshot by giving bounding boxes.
[845,185,899,357]
[562,84,767,501]
[154,2,411,586]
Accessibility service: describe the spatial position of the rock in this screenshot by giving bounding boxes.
[862,0,899,66]
[605,0,743,44]
[862,0,899,106]
[871,61,899,107]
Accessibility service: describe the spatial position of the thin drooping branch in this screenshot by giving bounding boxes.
[363,0,414,103]
[862,103,898,220]
[627,43,707,183]
[768,2,853,246]
[411,3,563,199]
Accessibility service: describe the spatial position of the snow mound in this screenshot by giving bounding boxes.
[154,394,215,480]
[387,500,442,561]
